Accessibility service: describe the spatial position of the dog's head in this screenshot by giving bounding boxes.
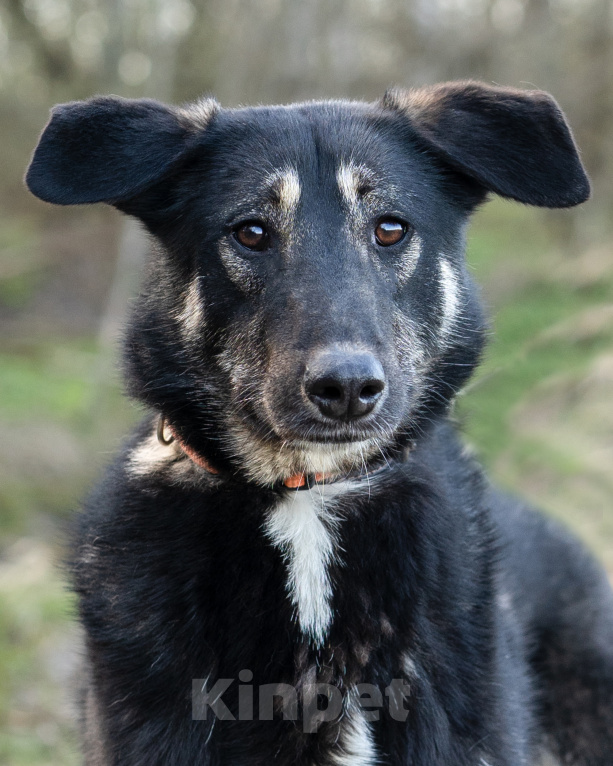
[26,82,589,485]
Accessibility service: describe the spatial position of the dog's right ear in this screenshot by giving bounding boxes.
[25,96,218,206]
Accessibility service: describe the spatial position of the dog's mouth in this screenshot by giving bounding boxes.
[262,391,402,448]
[276,421,395,445]
[222,408,398,486]
[254,402,399,453]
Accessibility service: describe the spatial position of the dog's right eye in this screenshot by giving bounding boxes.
[234,222,269,251]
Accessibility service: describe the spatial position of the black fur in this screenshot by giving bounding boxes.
[26,82,613,766]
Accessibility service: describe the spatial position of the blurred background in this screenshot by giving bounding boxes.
[0,0,612,762]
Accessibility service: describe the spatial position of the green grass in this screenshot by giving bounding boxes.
[0,218,43,309]
[461,283,611,458]
[459,199,613,566]
[0,338,137,534]
[0,347,92,422]
[458,200,609,453]
[0,334,133,762]
[0,541,80,766]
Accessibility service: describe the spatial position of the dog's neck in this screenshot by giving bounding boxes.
[157,414,411,489]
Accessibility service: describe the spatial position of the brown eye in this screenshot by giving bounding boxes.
[234,222,269,251]
[375,219,407,247]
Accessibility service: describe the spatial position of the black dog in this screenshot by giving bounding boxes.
[27,82,613,765]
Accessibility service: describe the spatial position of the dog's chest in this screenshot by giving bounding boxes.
[262,483,380,765]
[263,483,348,646]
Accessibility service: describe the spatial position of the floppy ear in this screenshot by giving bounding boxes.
[382,81,590,208]
[25,96,218,206]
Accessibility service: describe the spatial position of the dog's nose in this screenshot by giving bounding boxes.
[305,350,386,420]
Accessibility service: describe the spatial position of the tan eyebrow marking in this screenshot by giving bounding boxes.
[336,161,376,206]
[265,167,301,213]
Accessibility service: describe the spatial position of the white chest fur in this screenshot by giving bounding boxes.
[263,483,350,646]
[264,482,379,766]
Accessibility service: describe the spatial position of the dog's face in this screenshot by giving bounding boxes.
[26,83,589,484]
[153,103,486,482]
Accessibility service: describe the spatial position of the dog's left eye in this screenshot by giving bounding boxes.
[375,218,407,247]
[234,222,270,251]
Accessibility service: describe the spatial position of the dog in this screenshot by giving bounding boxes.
[26,81,613,765]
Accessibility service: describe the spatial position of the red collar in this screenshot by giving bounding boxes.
[158,415,333,489]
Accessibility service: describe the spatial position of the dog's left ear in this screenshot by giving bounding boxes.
[382,81,590,208]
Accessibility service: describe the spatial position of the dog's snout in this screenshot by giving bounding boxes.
[305,350,386,420]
